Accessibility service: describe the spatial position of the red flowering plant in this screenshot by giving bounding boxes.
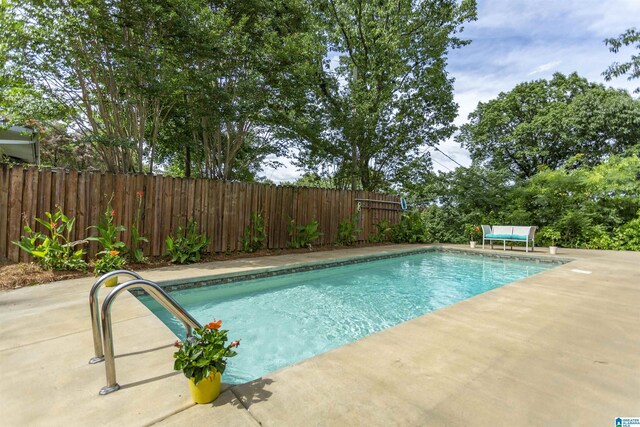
[88,199,127,275]
[93,249,126,275]
[173,320,240,385]
[464,224,482,242]
[12,207,87,271]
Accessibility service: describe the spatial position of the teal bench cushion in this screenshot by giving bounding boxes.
[485,233,512,239]
[485,234,528,240]
[509,235,528,241]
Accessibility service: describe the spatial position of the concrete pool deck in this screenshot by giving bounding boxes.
[0,244,638,426]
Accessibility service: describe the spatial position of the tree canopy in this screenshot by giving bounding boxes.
[604,27,640,93]
[278,0,477,191]
[2,0,322,178]
[2,0,477,186]
[457,73,640,179]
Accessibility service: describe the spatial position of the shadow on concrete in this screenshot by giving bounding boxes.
[119,371,181,389]
[115,342,174,358]
[229,378,274,409]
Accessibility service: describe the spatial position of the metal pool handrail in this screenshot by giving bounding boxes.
[98,279,202,395]
[89,270,143,364]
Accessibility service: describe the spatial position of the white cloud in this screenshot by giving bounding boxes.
[527,60,562,76]
[260,156,301,183]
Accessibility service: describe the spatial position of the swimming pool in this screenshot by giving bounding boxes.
[138,251,554,384]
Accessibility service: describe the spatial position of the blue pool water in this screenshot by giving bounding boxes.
[138,252,553,384]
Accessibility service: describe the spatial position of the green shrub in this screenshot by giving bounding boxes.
[403,154,640,251]
[166,220,210,264]
[336,214,361,246]
[615,211,640,251]
[288,219,322,249]
[369,219,392,243]
[579,224,615,250]
[555,210,593,247]
[390,210,429,243]
[240,212,267,253]
[422,206,466,243]
[12,207,87,271]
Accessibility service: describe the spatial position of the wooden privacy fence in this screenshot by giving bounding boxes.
[0,165,402,263]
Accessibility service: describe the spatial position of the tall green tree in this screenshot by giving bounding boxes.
[458,73,640,179]
[278,0,476,191]
[155,0,320,180]
[604,27,640,93]
[0,85,99,169]
[4,0,189,172]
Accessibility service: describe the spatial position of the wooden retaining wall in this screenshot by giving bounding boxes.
[0,165,401,262]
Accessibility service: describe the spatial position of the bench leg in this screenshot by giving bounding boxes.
[526,240,529,253]
[503,240,506,251]
[483,239,485,250]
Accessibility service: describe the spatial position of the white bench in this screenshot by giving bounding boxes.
[482,225,537,253]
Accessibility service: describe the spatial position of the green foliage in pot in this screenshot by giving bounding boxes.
[88,201,127,274]
[173,320,240,385]
[540,227,561,247]
[94,250,127,276]
[464,224,481,242]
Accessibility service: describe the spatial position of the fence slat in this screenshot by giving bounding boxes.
[151,175,162,256]
[7,167,24,261]
[65,170,78,242]
[0,165,9,257]
[205,180,215,252]
[19,167,37,262]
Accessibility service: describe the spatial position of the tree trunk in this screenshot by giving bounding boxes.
[185,144,191,178]
[351,140,358,191]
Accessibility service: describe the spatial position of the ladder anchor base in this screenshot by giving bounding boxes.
[99,384,120,395]
[89,356,104,364]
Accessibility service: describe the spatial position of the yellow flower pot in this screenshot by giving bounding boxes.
[104,276,118,287]
[188,371,222,404]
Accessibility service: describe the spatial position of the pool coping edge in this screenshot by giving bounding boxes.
[133,246,572,295]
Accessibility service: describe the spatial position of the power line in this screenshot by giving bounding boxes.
[430,157,452,172]
[433,147,466,169]
[430,147,498,189]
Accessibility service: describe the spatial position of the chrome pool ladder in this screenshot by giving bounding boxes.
[89,270,202,395]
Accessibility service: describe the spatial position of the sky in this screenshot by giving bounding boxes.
[262,0,640,182]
